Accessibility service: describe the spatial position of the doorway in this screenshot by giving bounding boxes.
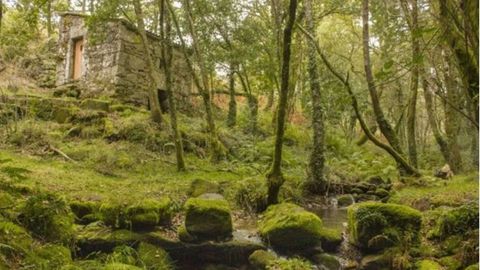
[72,38,84,80]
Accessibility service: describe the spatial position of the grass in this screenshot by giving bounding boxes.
[389,173,479,208]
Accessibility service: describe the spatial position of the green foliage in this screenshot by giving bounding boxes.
[20,193,74,244]
[429,203,479,240]
[416,259,442,270]
[229,177,267,213]
[266,257,314,270]
[137,242,173,270]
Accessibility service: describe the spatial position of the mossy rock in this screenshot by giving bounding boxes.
[366,235,395,252]
[70,201,98,219]
[337,194,355,207]
[374,188,389,198]
[248,250,277,270]
[177,225,197,243]
[312,253,341,270]
[439,255,462,270]
[137,242,173,270]
[81,99,111,112]
[99,202,128,229]
[184,194,232,240]
[20,193,74,244]
[188,179,220,197]
[347,202,421,251]
[25,244,72,269]
[104,263,142,270]
[53,107,76,123]
[359,254,390,270]
[258,203,322,251]
[318,228,343,252]
[126,198,173,230]
[430,203,479,240]
[465,264,479,270]
[416,259,442,270]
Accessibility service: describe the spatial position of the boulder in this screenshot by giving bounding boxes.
[367,235,395,252]
[337,194,355,207]
[465,264,479,270]
[258,203,322,251]
[416,260,442,270]
[184,194,233,240]
[430,203,479,240]
[188,179,220,197]
[312,253,341,270]
[374,188,389,198]
[359,254,390,270]
[367,176,384,185]
[80,99,111,112]
[126,198,173,230]
[347,202,422,251]
[439,255,462,270]
[318,228,343,252]
[248,250,277,270]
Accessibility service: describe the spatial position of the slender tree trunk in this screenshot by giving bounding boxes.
[362,0,413,175]
[238,70,258,133]
[304,0,326,195]
[160,0,185,171]
[0,0,3,34]
[133,0,163,124]
[227,64,237,127]
[402,0,419,168]
[168,0,225,162]
[423,77,450,164]
[443,52,463,172]
[47,0,52,37]
[266,0,298,205]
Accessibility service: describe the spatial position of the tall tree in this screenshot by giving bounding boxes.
[226,63,237,127]
[167,0,226,162]
[362,0,414,176]
[159,0,185,171]
[132,0,163,124]
[266,0,298,205]
[304,0,326,194]
[400,0,419,168]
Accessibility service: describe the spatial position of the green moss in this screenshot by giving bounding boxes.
[104,263,142,270]
[184,196,232,240]
[312,253,341,270]
[20,193,74,244]
[126,198,173,230]
[337,194,355,207]
[439,256,462,270]
[177,225,196,243]
[70,201,98,219]
[465,264,479,270]
[248,250,277,270]
[347,202,421,249]
[0,221,33,260]
[106,245,137,265]
[318,228,343,252]
[26,244,72,269]
[430,203,479,239]
[137,242,173,270]
[258,203,322,250]
[188,179,220,197]
[266,257,313,270]
[99,202,128,228]
[80,99,111,112]
[230,177,267,213]
[416,260,442,270]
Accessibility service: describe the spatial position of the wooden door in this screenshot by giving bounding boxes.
[73,39,84,80]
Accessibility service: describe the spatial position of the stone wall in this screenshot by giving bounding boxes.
[56,13,193,108]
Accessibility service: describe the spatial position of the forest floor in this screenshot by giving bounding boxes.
[0,75,478,269]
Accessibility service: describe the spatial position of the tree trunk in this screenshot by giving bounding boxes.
[47,0,52,37]
[296,22,421,177]
[0,0,3,34]
[160,0,185,171]
[132,0,163,124]
[402,0,419,168]
[362,0,411,175]
[266,0,298,205]
[168,0,225,162]
[227,64,237,127]
[422,77,450,165]
[304,0,326,195]
[238,70,258,133]
[443,52,463,172]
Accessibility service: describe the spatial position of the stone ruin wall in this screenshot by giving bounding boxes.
[57,14,193,108]
[57,14,120,98]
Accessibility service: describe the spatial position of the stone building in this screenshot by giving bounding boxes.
[56,12,192,106]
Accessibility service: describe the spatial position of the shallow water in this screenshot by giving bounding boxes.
[314,207,348,231]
